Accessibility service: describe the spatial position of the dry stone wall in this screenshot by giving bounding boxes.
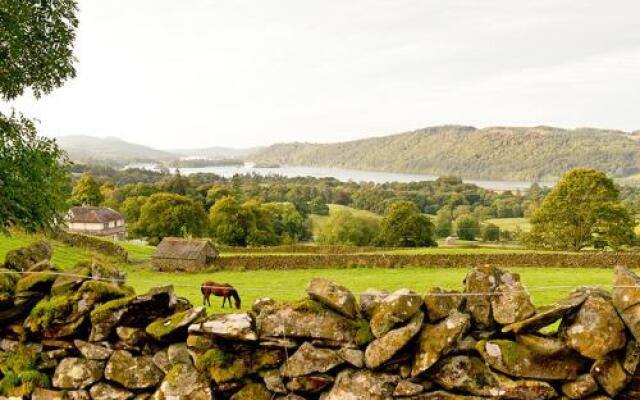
[216,252,640,270]
[2,241,640,399]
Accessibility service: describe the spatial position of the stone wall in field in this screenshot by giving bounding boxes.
[216,252,640,270]
[51,230,129,262]
[3,240,640,399]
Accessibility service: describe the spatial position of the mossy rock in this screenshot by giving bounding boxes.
[104,350,163,390]
[25,293,75,333]
[476,339,585,381]
[50,264,91,295]
[0,268,19,293]
[77,280,132,301]
[90,295,136,324]
[146,306,205,342]
[0,291,13,310]
[3,240,52,271]
[0,343,49,397]
[230,382,272,400]
[353,318,374,346]
[15,272,57,294]
[202,349,251,383]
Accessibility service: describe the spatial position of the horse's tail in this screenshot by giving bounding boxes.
[231,289,241,309]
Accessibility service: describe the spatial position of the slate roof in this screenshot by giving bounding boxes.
[69,206,124,223]
[153,237,217,260]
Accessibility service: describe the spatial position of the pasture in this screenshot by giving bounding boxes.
[0,231,621,313]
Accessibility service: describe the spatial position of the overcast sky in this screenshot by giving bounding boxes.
[5,0,640,149]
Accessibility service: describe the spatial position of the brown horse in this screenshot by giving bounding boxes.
[201,281,241,309]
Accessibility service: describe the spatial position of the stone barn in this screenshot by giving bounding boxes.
[151,237,218,272]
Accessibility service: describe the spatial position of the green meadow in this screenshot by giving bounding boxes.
[0,231,619,313]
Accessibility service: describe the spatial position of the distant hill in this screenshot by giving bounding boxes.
[170,146,263,159]
[56,135,175,163]
[249,125,640,181]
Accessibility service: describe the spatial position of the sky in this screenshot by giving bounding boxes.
[4,0,640,149]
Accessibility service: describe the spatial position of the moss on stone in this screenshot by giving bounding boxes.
[15,272,56,293]
[291,299,328,314]
[353,318,374,346]
[250,349,282,373]
[197,348,252,383]
[230,382,272,400]
[50,266,91,295]
[78,280,130,301]
[0,292,13,309]
[26,293,74,332]
[198,348,232,369]
[0,371,20,396]
[0,344,46,397]
[90,295,135,323]
[0,268,18,293]
[146,309,191,340]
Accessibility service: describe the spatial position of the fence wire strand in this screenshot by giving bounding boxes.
[1,270,638,298]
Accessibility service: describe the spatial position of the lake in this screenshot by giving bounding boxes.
[125,163,553,191]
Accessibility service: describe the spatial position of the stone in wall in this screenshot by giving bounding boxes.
[4,243,640,399]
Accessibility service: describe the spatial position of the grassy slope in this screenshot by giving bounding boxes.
[485,217,532,233]
[0,231,618,314]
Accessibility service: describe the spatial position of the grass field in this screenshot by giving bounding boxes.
[485,217,531,233]
[0,231,622,315]
[124,266,616,313]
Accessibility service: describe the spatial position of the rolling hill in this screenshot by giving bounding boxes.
[249,125,640,181]
[55,135,175,163]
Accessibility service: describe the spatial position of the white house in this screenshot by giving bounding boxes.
[67,206,127,240]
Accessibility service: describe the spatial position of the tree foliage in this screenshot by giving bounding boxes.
[70,174,103,206]
[317,209,380,246]
[0,113,70,232]
[455,215,479,241]
[482,223,500,242]
[209,196,282,247]
[0,0,79,100]
[376,201,436,247]
[135,193,207,244]
[250,125,640,181]
[0,0,79,232]
[527,168,636,250]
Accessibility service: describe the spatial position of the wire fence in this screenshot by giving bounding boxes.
[0,269,635,298]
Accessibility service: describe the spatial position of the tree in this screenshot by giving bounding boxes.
[209,196,246,246]
[205,184,231,209]
[433,208,453,237]
[0,113,70,232]
[71,174,103,206]
[136,193,207,244]
[209,196,279,246]
[263,202,307,243]
[241,199,279,246]
[308,197,330,215]
[527,168,636,250]
[376,201,436,247]
[120,196,148,235]
[456,214,479,241]
[482,223,500,242]
[0,0,79,232]
[0,0,79,100]
[318,210,380,246]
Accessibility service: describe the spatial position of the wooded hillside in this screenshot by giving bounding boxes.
[250,125,640,181]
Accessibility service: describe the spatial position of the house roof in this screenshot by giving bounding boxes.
[153,237,216,260]
[69,206,124,223]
